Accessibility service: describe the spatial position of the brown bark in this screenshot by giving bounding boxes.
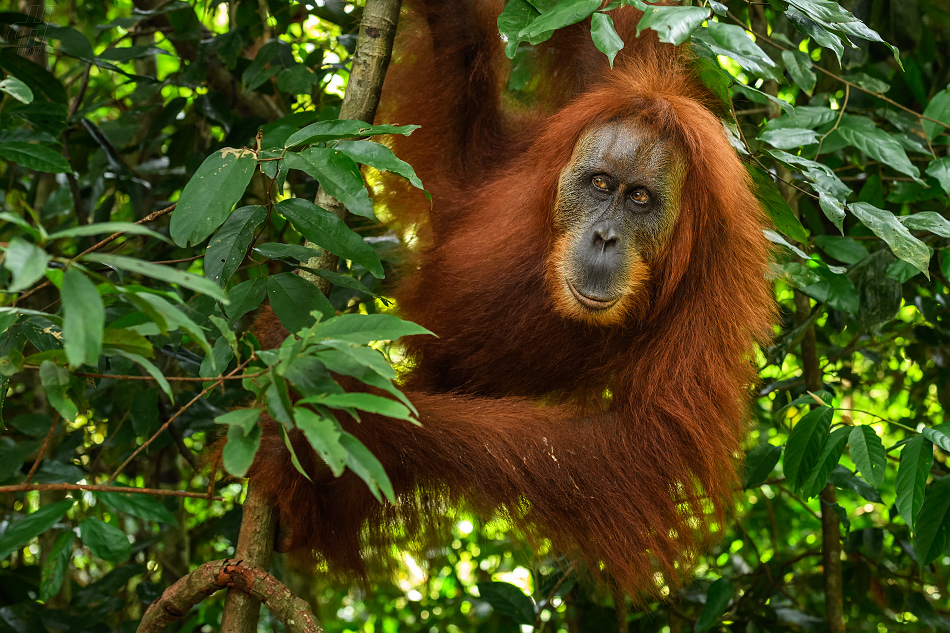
[301,0,404,293]
[137,559,323,633]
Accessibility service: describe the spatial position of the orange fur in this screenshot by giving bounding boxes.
[247,1,775,600]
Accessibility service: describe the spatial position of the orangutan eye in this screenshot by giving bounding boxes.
[591,175,610,191]
[629,187,651,205]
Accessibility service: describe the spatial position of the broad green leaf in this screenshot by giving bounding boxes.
[83,253,229,303]
[47,222,166,242]
[476,581,535,625]
[275,198,384,278]
[743,443,782,489]
[221,420,262,478]
[340,431,394,503]
[225,277,267,321]
[39,360,78,421]
[110,349,173,400]
[40,531,73,601]
[254,242,322,262]
[266,375,294,426]
[801,266,860,313]
[304,268,383,298]
[749,168,808,243]
[305,392,415,422]
[266,272,334,333]
[319,344,396,380]
[314,314,432,344]
[79,518,131,563]
[168,148,257,247]
[0,76,32,103]
[0,500,73,560]
[922,426,950,453]
[518,0,601,40]
[849,425,886,488]
[784,406,833,492]
[901,212,950,238]
[284,120,420,148]
[632,1,709,46]
[695,578,735,633]
[913,476,950,566]
[781,49,816,95]
[216,408,263,435]
[836,117,922,181]
[96,491,178,525]
[763,106,837,130]
[802,426,851,499]
[926,157,950,197]
[921,87,950,140]
[813,235,868,264]
[757,128,821,150]
[498,0,540,57]
[590,12,623,67]
[204,205,267,284]
[285,148,375,218]
[897,435,934,532]
[829,465,882,503]
[334,140,426,193]
[703,21,782,82]
[293,408,347,476]
[818,193,846,234]
[0,142,70,173]
[129,292,212,357]
[62,267,104,369]
[849,202,931,276]
[3,238,51,292]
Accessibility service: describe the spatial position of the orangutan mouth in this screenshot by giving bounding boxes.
[567,280,620,311]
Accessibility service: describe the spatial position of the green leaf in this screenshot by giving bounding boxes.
[836,117,922,182]
[848,202,931,277]
[225,277,267,321]
[284,148,375,219]
[217,410,263,478]
[40,531,73,601]
[801,266,860,313]
[590,12,623,68]
[168,148,257,247]
[79,518,131,563]
[0,500,73,560]
[313,313,432,344]
[39,361,78,421]
[749,168,808,243]
[743,443,782,488]
[96,491,178,526]
[62,268,105,369]
[254,242,322,262]
[781,49,816,95]
[518,0,601,40]
[813,236,868,264]
[703,21,782,82]
[334,140,426,193]
[757,127,821,150]
[914,476,950,566]
[632,1,709,46]
[476,581,535,625]
[0,142,71,173]
[129,292,212,357]
[3,238,51,292]
[926,157,950,197]
[109,350,170,401]
[266,273,334,333]
[802,426,851,499]
[47,222,167,242]
[849,425,886,488]
[695,578,735,633]
[83,253,229,303]
[897,435,934,533]
[829,465,882,503]
[922,87,950,140]
[284,120,420,148]
[274,198,384,278]
[293,408,347,476]
[340,431,394,503]
[784,406,833,492]
[901,212,950,239]
[204,205,267,284]
[922,426,950,454]
[0,76,33,103]
[305,392,415,422]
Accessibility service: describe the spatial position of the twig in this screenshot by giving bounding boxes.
[0,482,223,500]
[107,357,253,483]
[23,414,60,484]
[815,84,849,157]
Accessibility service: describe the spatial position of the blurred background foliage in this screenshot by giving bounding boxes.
[0,0,949,632]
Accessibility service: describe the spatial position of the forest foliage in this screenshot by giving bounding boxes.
[0,0,949,631]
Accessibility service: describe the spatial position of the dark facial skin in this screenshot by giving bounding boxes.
[550,118,684,324]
